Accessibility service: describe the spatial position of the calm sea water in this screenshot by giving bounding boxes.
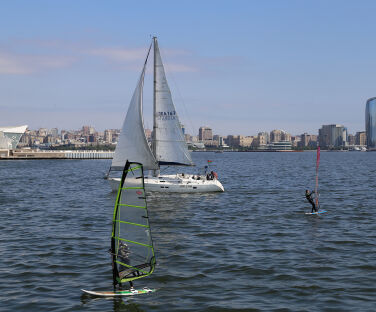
[0,152,375,311]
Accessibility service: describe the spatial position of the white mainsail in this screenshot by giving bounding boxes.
[152,38,193,166]
[111,45,159,171]
[108,38,224,193]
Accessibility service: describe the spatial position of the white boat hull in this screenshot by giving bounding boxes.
[108,174,224,193]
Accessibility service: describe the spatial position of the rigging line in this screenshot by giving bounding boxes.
[159,166,170,173]
[158,44,197,138]
[154,139,186,143]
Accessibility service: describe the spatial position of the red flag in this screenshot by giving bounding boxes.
[207,160,212,163]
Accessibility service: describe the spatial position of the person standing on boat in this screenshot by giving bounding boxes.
[305,190,317,213]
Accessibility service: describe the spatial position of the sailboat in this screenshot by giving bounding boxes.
[107,37,224,193]
[82,161,156,296]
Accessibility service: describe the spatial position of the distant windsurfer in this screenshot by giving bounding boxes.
[305,190,317,213]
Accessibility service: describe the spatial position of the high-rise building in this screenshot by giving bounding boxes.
[43,135,56,144]
[104,130,113,143]
[300,133,310,147]
[199,127,212,141]
[318,124,347,149]
[270,130,282,142]
[19,130,31,146]
[239,136,254,147]
[226,135,240,147]
[212,134,222,147]
[198,126,213,146]
[366,97,376,150]
[300,133,317,148]
[355,131,366,146]
[291,136,301,147]
[267,131,292,150]
[281,131,291,142]
[184,133,192,142]
[348,134,355,146]
[270,130,291,142]
[38,128,48,137]
[50,128,59,138]
[257,132,269,146]
[61,130,68,140]
[219,136,225,147]
[88,134,97,143]
[82,126,90,136]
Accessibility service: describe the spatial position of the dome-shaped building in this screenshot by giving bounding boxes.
[0,125,28,149]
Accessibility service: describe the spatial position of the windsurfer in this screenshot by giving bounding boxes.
[305,190,317,213]
[118,241,131,266]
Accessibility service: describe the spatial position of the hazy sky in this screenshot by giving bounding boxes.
[0,0,375,136]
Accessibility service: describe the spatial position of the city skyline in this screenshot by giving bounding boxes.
[1,1,376,135]
[13,124,337,138]
[12,121,365,138]
[1,121,368,156]
[17,123,365,149]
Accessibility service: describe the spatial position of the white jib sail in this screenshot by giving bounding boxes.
[111,48,159,171]
[153,38,193,166]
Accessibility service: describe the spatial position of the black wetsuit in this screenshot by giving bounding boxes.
[305,191,317,213]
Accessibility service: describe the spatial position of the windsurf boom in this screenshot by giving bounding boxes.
[111,161,156,287]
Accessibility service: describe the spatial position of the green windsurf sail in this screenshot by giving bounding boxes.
[111,161,156,287]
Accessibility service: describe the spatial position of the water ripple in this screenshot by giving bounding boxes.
[0,153,375,311]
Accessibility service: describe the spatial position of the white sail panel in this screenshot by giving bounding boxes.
[153,39,193,166]
[111,55,158,171]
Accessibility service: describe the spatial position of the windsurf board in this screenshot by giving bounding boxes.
[81,287,155,297]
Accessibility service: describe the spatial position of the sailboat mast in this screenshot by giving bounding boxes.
[152,36,157,158]
[150,36,193,167]
[152,37,160,176]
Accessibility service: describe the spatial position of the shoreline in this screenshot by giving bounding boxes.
[0,148,366,160]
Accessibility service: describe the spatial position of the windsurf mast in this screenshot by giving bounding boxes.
[111,161,156,288]
[314,146,320,209]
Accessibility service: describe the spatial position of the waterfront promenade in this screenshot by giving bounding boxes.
[0,149,114,159]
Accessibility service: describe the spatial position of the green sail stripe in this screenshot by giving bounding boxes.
[126,165,142,172]
[114,220,149,228]
[113,236,152,248]
[115,260,150,275]
[118,203,146,209]
[117,258,156,283]
[117,272,152,283]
